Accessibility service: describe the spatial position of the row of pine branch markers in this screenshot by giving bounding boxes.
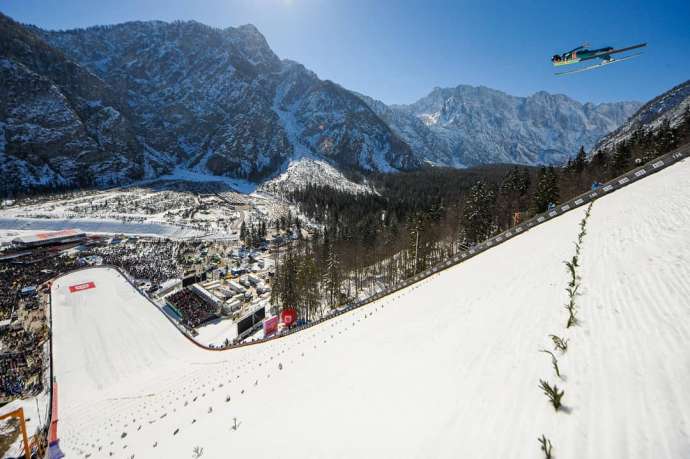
[537,202,594,458]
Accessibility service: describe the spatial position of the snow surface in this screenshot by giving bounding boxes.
[259,157,371,195]
[151,167,258,194]
[0,217,204,239]
[51,158,690,458]
[192,318,239,347]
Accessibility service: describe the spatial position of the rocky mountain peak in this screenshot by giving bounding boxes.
[594,79,690,153]
[363,84,641,167]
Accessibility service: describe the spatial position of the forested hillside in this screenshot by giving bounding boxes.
[269,112,690,316]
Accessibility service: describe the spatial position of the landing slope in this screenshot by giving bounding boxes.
[51,159,690,458]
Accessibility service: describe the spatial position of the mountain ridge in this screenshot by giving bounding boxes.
[363,84,641,167]
[0,14,645,195]
[594,79,690,153]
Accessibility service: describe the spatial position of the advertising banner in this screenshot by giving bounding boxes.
[281,307,297,326]
[68,282,95,293]
[263,316,279,337]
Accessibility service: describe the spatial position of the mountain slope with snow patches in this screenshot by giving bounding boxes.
[39,20,417,180]
[0,14,416,193]
[2,12,642,194]
[594,79,690,153]
[0,13,163,191]
[362,86,640,167]
[50,156,690,458]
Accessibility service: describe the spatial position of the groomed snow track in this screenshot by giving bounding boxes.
[46,144,690,458]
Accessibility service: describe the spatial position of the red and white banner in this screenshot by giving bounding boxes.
[36,229,79,240]
[263,316,279,337]
[68,282,95,293]
[281,307,297,326]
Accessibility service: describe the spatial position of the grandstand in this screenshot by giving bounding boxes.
[11,229,86,248]
[166,288,219,328]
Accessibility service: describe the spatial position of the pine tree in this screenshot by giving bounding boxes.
[572,146,587,174]
[532,167,560,213]
[298,257,319,322]
[239,221,247,243]
[279,247,299,309]
[462,181,496,243]
[518,168,531,196]
[656,119,678,153]
[323,243,341,307]
[610,141,632,176]
[500,167,521,194]
[678,106,690,140]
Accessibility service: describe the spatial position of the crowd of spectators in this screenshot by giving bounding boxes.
[0,236,215,404]
[82,239,188,287]
[0,330,44,401]
[0,254,66,402]
[167,288,219,328]
[0,255,70,318]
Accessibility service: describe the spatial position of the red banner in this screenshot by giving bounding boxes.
[68,282,95,293]
[263,316,279,337]
[281,308,297,326]
[36,229,79,240]
[49,382,59,444]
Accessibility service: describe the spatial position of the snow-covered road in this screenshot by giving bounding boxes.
[51,158,690,458]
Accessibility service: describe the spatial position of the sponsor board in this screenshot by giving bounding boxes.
[69,282,95,293]
[281,308,298,326]
[36,229,80,240]
[263,316,279,337]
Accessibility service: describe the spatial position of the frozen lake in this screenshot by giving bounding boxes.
[0,217,204,239]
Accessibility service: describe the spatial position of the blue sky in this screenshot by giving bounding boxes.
[2,0,689,105]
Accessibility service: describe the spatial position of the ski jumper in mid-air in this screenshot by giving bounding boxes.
[551,42,646,76]
[551,45,616,64]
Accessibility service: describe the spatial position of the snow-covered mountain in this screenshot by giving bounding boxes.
[0,13,160,191]
[258,157,372,195]
[363,86,641,167]
[0,12,644,195]
[40,20,418,178]
[43,20,418,175]
[0,14,416,194]
[594,79,690,153]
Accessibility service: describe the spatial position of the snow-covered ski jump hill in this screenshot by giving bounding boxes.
[51,157,690,459]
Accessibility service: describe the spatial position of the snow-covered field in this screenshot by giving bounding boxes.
[50,158,690,458]
[0,217,204,239]
[0,179,301,240]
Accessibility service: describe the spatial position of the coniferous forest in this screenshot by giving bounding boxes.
[270,110,690,319]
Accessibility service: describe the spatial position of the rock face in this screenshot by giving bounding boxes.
[39,20,416,178]
[594,79,690,153]
[0,14,416,193]
[0,13,156,192]
[0,12,642,195]
[362,86,641,167]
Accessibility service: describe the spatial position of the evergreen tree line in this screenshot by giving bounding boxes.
[270,111,690,319]
[239,220,268,247]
